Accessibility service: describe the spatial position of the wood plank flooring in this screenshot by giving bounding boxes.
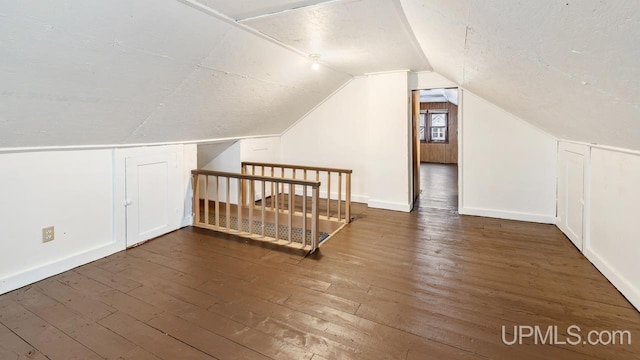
[1,165,639,359]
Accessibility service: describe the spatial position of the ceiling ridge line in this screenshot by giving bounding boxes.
[175,0,351,77]
[236,0,357,22]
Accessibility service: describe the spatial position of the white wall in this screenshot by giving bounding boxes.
[0,150,117,294]
[459,90,557,223]
[281,72,412,211]
[583,146,640,310]
[240,137,281,163]
[281,78,369,203]
[366,72,411,211]
[200,137,282,204]
[0,144,196,295]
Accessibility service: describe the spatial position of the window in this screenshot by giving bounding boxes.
[419,112,426,142]
[428,110,448,143]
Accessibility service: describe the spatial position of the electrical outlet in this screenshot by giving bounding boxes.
[42,226,55,243]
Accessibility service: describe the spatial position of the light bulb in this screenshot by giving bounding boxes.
[310,54,320,70]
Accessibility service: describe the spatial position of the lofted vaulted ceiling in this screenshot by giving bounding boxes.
[0,0,429,148]
[2,0,639,150]
[401,0,640,150]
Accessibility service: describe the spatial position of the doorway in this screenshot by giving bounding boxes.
[411,87,460,211]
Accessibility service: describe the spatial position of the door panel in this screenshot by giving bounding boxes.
[126,153,180,247]
[565,152,584,243]
[557,143,589,251]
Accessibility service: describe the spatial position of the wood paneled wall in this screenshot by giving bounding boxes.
[420,101,458,164]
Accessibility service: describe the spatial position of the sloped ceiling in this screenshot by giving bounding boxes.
[0,0,349,147]
[401,0,640,150]
[0,0,433,149]
[243,0,430,75]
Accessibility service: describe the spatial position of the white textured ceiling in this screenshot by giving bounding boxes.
[3,0,639,150]
[0,0,349,147]
[402,0,640,150]
[244,0,431,75]
[191,0,327,20]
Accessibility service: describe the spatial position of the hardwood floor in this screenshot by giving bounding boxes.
[417,162,458,210]
[1,169,639,359]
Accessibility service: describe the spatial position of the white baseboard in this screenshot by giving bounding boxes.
[0,241,124,295]
[459,207,555,224]
[584,247,640,312]
[367,199,411,212]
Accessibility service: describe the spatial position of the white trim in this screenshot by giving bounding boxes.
[459,207,556,224]
[584,247,640,311]
[0,134,280,154]
[0,242,123,295]
[457,88,464,211]
[364,69,411,76]
[177,0,347,76]
[177,0,307,59]
[237,0,356,22]
[558,139,640,156]
[280,78,353,135]
[367,199,411,212]
[181,215,194,228]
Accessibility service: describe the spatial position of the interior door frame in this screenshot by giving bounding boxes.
[410,86,462,210]
[557,141,590,251]
[113,145,185,248]
[411,90,421,208]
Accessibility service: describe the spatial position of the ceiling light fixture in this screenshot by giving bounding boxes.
[310,54,320,70]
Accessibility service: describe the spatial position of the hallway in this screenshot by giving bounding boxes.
[417,163,458,211]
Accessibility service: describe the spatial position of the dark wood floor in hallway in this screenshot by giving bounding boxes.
[417,162,458,211]
[1,166,639,359]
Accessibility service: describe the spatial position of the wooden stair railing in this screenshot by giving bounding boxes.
[192,169,322,253]
[241,162,352,223]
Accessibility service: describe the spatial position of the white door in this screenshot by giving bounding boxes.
[557,142,589,251]
[125,152,181,247]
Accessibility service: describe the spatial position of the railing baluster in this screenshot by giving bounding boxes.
[280,167,285,212]
[326,171,331,218]
[215,176,220,227]
[193,174,200,224]
[248,179,254,234]
[302,185,307,248]
[204,176,210,225]
[274,183,279,240]
[261,180,266,238]
[226,177,230,230]
[271,167,275,210]
[237,178,242,232]
[241,164,246,207]
[288,184,293,244]
[311,186,319,252]
[346,173,351,223]
[251,166,256,209]
[338,172,342,221]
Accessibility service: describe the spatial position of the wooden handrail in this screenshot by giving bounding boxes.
[241,161,353,174]
[192,169,321,253]
[192,169,320,187]
[241,162,352,223]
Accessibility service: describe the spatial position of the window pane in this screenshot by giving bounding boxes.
[420,114,426,127]
[419,127,425,141]
[431,114,446,127]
